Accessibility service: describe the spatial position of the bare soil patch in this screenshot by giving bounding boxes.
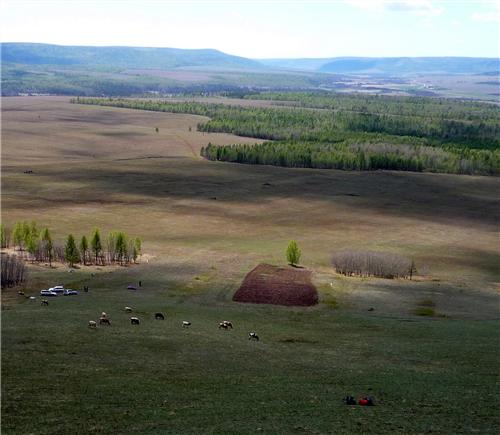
[233,263,318,306]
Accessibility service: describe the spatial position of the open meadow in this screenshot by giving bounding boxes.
[2,97,499,434]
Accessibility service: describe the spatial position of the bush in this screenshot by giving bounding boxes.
[331,250,413,279]
[413,307,436,316]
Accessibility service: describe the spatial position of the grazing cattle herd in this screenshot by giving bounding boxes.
[25,283,259,341]
[85,311,253,338]
[25,282,262,344]
[83,297,257,340]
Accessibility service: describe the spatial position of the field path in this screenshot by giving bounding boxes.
[174,132,200,158]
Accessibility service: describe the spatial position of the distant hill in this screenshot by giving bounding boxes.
[318,57,500,75]
[260,56,500,75]
[4,43,498,75]
[257,58,331,71]
[2,43,498,98]
[1,43,263,70]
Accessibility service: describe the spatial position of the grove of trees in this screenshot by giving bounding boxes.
[331,250,414,279]
[1,254,27,288]
[4,221,142,267]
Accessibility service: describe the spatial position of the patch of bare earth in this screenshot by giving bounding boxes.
[233,263,318,306]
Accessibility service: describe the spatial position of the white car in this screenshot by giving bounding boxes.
[40,289,58,297]
[63,289,78,296]
[49,286,65,294]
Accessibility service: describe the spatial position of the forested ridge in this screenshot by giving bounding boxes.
[73,94,500,175]
[243,92,500,124]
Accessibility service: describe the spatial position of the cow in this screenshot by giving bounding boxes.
[182,321,191,328]
[222,320,233,329]
[124,306,133,313]
[41,299,49,306]
[219,322,229,330]
[99,317,111,326]
[155,312,165,320]
[130,317,140,325]
[248,332,259,341]
[88,320,97,328]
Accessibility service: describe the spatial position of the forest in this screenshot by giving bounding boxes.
[73,94,500,175]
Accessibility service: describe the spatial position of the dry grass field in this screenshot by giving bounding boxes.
[3,96,498,316]
[2,97,499,434]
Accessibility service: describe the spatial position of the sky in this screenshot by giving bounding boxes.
[0,0,499,58]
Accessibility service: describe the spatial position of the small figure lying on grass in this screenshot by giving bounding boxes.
[343,395,375,406]
[358,397,375,406]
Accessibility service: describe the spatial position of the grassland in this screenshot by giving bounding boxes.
[2,97,499,434]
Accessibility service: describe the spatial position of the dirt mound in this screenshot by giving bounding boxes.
[233,264,318,307]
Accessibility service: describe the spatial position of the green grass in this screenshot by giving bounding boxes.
[2,97,500,433]
[2,278,499,434]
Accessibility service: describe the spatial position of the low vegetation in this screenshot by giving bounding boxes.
[331,250,414,279]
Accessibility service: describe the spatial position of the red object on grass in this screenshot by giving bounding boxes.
[358,399,369,406]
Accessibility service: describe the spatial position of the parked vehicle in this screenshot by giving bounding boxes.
[49,285,65,294]
[40,289,58,297]
[63,289,78,296]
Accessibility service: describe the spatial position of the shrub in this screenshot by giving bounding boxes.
[331,250,413,279]
[413,307,436,316]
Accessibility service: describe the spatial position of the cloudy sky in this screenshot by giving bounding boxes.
[1,0,498,58]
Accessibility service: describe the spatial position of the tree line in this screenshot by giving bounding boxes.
[201,141,499,175]
[72,96,500,150]
[4,222,142,267]
[243,91,500,125]
[72,96,500,175]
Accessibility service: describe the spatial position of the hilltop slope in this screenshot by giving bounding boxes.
[1,42,263,70]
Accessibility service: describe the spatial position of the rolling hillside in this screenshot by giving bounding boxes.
[1,42,263,70]
[2,43,499,98]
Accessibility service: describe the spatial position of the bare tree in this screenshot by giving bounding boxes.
[1,254,27,288]
[332,250,413,279]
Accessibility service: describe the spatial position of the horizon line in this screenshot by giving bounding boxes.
[2,41,499,60]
